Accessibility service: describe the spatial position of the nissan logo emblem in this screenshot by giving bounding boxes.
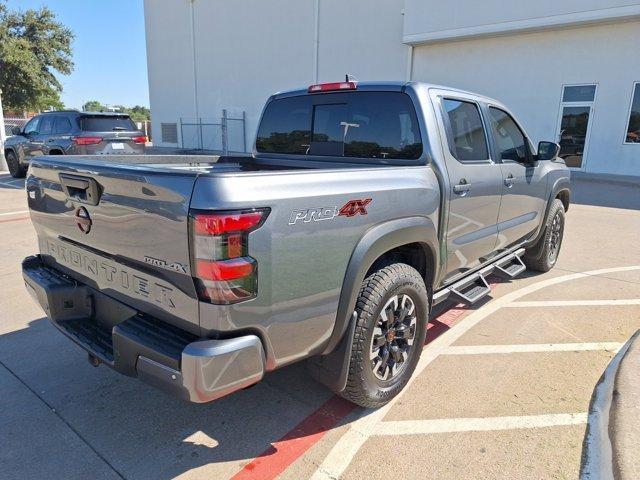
[75,206,92,234]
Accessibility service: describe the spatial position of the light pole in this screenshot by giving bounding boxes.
[0,88,7,172]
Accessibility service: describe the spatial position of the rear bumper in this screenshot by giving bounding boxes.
[22,255,265,403]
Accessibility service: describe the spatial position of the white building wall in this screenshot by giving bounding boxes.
[411,21,640,176]
[144,1,197,146]
[144,0,405,150]
[403,0,640,43]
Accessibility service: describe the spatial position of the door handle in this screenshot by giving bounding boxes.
[504,174,515,188]
[59,173,102,205]
[453,179,471,195]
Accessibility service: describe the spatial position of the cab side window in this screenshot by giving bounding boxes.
[39,116,54,135]
[488,108,527,163]
[442,99,489,162]
[53,117,72,134]
[23,117,40,135]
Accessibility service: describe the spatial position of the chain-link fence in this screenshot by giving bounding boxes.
[179,110,247,154]
[3,116,31,137]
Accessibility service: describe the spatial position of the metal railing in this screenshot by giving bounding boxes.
[179,110,247,154]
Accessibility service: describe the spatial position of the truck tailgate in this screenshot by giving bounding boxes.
[26,157,201,335]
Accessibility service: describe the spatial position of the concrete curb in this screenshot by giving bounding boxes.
[610,329,640,479]
[581,330,640,480]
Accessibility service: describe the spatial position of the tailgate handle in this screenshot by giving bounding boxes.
[59,174,102,205]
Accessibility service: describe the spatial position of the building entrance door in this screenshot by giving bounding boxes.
[556,84,597,171]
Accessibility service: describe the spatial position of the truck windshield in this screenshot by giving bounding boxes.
[256,92,422,160]
[79,115,137,132]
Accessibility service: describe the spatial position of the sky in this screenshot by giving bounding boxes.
[6,0,150,109]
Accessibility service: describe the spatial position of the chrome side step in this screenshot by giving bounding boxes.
[432,248,527,307]
[449,273,491,304]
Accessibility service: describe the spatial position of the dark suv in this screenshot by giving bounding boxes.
[4,110,146,178]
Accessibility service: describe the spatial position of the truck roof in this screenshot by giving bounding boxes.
[272,81,503,106]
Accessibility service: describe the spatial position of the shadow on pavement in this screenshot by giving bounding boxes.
[0,271,537,479]
[0,318,336,479]
[0,176,25,190]
[571,177,640,211]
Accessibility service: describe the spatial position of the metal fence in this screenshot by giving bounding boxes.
[179,110,247,154]
[3,116,31,137]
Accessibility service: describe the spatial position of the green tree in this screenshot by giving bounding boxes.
[82,100,105,112]
[0,1,74,112]
[127,105,150,122]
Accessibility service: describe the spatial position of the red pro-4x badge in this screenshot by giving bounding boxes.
[338,198,372,217]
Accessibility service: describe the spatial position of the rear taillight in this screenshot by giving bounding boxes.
[73,136,103,145]
[190,209,268,304]
[132,136,147,144]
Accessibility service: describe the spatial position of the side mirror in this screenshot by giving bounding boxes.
[537,141,560,161]
[11,126,22,136]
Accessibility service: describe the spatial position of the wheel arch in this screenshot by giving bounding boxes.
[308,216,439,393]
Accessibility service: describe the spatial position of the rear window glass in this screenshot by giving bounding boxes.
[256,92,422,160]
[79,115,136,132]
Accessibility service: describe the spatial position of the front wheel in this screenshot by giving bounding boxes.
[341,263,428,408]
[5,150,26,178]
[523,199,566,272]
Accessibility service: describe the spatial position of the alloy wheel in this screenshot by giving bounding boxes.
[370,294,417,381]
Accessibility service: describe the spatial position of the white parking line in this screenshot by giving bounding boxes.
[374,413,588,436]
[311,265,640,480]
[444,342,623,355]
[0,210,29,216]
[507,299,640,308]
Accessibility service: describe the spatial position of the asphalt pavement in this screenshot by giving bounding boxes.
[0,172,638,480]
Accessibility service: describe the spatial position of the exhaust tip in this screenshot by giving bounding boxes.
[88,354,101,367]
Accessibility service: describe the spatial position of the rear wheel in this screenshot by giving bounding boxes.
[341,263,428,408]
[523,199,565,272]
[5,150,26,178]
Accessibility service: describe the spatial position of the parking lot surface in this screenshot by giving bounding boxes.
[1,172,639,480]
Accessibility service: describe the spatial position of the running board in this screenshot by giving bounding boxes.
[448,273,491,305]
[494,253,526,279]
[432,248,527,307]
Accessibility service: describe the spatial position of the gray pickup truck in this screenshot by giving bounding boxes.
[22,81,570,408]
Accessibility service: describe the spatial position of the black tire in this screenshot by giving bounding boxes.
[523,199,565,272]
[341,263,428,408]
[5,150,26,178]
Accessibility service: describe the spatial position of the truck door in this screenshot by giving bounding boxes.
[435,96,503,282]
[485,106,547,249]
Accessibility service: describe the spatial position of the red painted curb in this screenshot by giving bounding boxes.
[230,395,356,480]
[231,298,479,480]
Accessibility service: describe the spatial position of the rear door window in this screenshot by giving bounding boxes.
[38,116,54,135]
[256,92,422,160]
[442,99,489,162]
[79,115,137,132]
[53,116,72,134]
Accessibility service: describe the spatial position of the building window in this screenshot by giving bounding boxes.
[625,83,640,144]
[562,85,596,103]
